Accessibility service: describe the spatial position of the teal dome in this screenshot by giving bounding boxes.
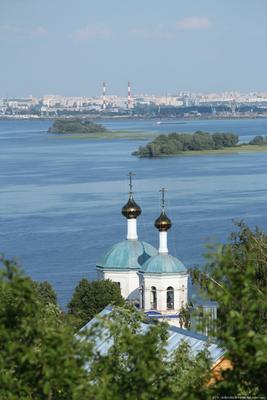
[97,240,157,271]
[141,254,187,274]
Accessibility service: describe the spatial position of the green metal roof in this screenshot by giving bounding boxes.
[141,253,187,274]
[97,240,157,270]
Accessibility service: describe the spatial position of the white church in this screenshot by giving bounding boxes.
[96,174,188,323]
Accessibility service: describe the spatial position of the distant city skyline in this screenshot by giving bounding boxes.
[2,89,267,100]
[1,0,267,97]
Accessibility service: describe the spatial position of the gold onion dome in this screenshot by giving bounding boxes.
[121,194,142,219]
[154,188,172,231]
[154,210,172,231]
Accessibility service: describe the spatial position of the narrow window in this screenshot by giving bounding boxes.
[140,286,144,309]
[167,286,174,309]
[151,286,157,310]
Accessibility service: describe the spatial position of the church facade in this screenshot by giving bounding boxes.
[96,175,188,320]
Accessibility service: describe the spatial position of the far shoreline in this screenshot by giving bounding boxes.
[1,114,267,122]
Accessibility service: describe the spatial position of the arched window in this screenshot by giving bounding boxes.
[151,286,157,310]
[167,286,174,309]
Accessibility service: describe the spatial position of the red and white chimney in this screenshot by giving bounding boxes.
[102,81,106,110]
[127,81,131,110]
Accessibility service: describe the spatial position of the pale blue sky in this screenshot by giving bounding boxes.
[1,0,267,97]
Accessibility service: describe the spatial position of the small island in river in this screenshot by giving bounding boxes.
[47,118,157,140]
[48,119,108,134]
[133,132,267,157]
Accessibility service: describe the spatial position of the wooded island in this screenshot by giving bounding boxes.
[48,119,108,134]
[133,132,267,157]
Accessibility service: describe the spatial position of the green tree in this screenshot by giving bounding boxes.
[0,258,212,399]
[192,132,215,150]
[33,280,57,305]
[212,133,238,148]
[190,223,267,397]
[249,135,267,145]
[179,304,191,329]
[0,256,93,399]
[68,278,124,327]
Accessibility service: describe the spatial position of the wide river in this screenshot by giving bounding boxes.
[1,118,267,306]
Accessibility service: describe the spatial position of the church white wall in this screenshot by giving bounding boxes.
[139,273,188,313]
[127,219,138,240]
[97,268,139,301]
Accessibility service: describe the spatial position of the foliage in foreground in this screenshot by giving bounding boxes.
[86,305,211,400]
[1,222,267,398]
[0,256,93,399]
[0,257,211,399]
[191,222,267,397]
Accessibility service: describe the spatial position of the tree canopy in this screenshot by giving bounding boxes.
[68,278,124,328]
[0,258,211,399]
[249,135,267,145]
[32,280,57,305]
[133,131,239,157]
[0,256,93,399]
[48,118,108,134]
[1,222,267,398]
[190,222,267,397]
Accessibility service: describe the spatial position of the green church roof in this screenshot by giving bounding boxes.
[141,253,187,274]
[97,240,157,271]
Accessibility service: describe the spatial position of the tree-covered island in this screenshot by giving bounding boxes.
[133,131,267,157]
[48,118,108,134]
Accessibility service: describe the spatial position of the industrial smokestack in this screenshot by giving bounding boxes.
[102,81,106,110]
[127,81,131,110]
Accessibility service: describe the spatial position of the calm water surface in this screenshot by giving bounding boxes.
[0,118,267,306]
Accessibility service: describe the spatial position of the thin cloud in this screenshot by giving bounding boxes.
[130,17,212,40]
[175,16,212,30]
[0,25,47,40]
[71,23,112,42]
[130,25,173,40]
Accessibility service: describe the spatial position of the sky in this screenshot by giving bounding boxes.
[1,0,267,97]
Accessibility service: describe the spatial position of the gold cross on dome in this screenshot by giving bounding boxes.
[159,188,167,210]
[127,172,135,195]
